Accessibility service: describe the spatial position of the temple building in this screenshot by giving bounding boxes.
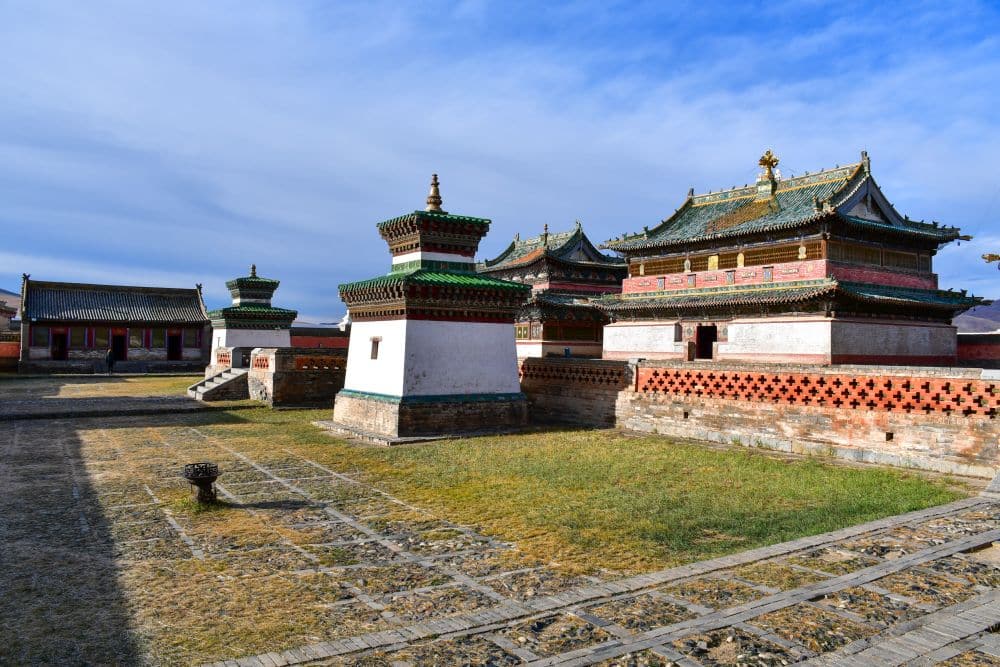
[0,299,14,330]
[206,265,298,373]
[599,150,984,365]
[332,175,530,442]
[18,275,210,372]
[478,221,626,358]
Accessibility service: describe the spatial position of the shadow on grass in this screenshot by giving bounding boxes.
[0,420,144,664]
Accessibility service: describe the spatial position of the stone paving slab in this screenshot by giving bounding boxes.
[209,488,1000,666]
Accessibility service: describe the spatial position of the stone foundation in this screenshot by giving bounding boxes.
[330,389,528,444]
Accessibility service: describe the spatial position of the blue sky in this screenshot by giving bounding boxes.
[1,0,998,320]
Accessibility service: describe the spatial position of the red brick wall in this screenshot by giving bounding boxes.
[289,335,349,349]
[0,340,19,370]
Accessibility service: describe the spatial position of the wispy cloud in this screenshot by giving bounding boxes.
[1,0,998,320]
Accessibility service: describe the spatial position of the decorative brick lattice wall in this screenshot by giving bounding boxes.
[637,368,997,418]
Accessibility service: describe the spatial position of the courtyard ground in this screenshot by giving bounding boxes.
[1,375,998,666]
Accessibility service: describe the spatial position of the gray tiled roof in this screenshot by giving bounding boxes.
[23,280,208,323]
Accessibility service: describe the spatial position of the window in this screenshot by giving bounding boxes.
[31,326,50,347]
[370,337,381,359]
[95,328,109,349]
[129,329,143,348]
[70,327,87,348]
[183,329,200,348]
[687,274,696,287]
[656,277,665,290]
[515,325,529,340]
[725,270,735,285]
[151,328,165,348]
[763,266,773,282]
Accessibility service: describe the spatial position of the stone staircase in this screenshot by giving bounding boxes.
[187,368,249,401]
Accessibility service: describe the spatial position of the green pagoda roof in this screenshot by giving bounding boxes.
[207,304,298,317]
[376,209,492,231]
[480,221,625,271]
[605,152,963,252]
[339,268,529,294]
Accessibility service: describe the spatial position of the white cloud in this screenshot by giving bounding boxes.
[1,0,998,323]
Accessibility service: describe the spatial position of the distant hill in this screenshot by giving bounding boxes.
[955,300,1000,333]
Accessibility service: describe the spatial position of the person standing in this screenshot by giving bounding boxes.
[105,346,115,376]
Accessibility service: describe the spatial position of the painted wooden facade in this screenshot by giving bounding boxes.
[478,222,626,358]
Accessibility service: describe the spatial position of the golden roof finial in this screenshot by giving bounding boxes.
[425,173,444,212]
[250,263,257,277]
[758,149,779,180]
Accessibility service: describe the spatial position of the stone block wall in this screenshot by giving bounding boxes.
[248,347,346,407]
[518,358,999,477]
[333,390,528,440]
[519,358,631,426]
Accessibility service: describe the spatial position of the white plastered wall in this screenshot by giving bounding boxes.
[717,318,832,360]
[212,328,291,354]
[603,321,685,359]
[342,319,521,397]
[343,319,407,396]
[403,320,521,395]
[830,320,957,357]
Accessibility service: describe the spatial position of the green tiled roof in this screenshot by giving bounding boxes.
[597,278,984,314]
[606,160,960,251]
[481,223,624,270]
[837,282,985,308]
[23,280,208,323]
[597,279,837,311]
[376,210,491,230]
[207,304,298,319]
[838,215,958,240]
[339,269,530,293]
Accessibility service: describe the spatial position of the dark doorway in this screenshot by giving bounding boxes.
[166,334,182,361]
[112,335,127,362]
[695,325,717,359]
[51,331,68,361]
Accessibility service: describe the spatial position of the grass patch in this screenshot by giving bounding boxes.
[199,408,969,574]
[0,374,202,399]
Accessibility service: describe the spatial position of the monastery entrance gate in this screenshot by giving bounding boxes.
[695,324,717,359]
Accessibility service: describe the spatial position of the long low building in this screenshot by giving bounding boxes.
[19,275,210,373]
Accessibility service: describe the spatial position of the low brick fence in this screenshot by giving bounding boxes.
[248,348,346,407]
[519,358,999,477]
[519,358,631,426]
